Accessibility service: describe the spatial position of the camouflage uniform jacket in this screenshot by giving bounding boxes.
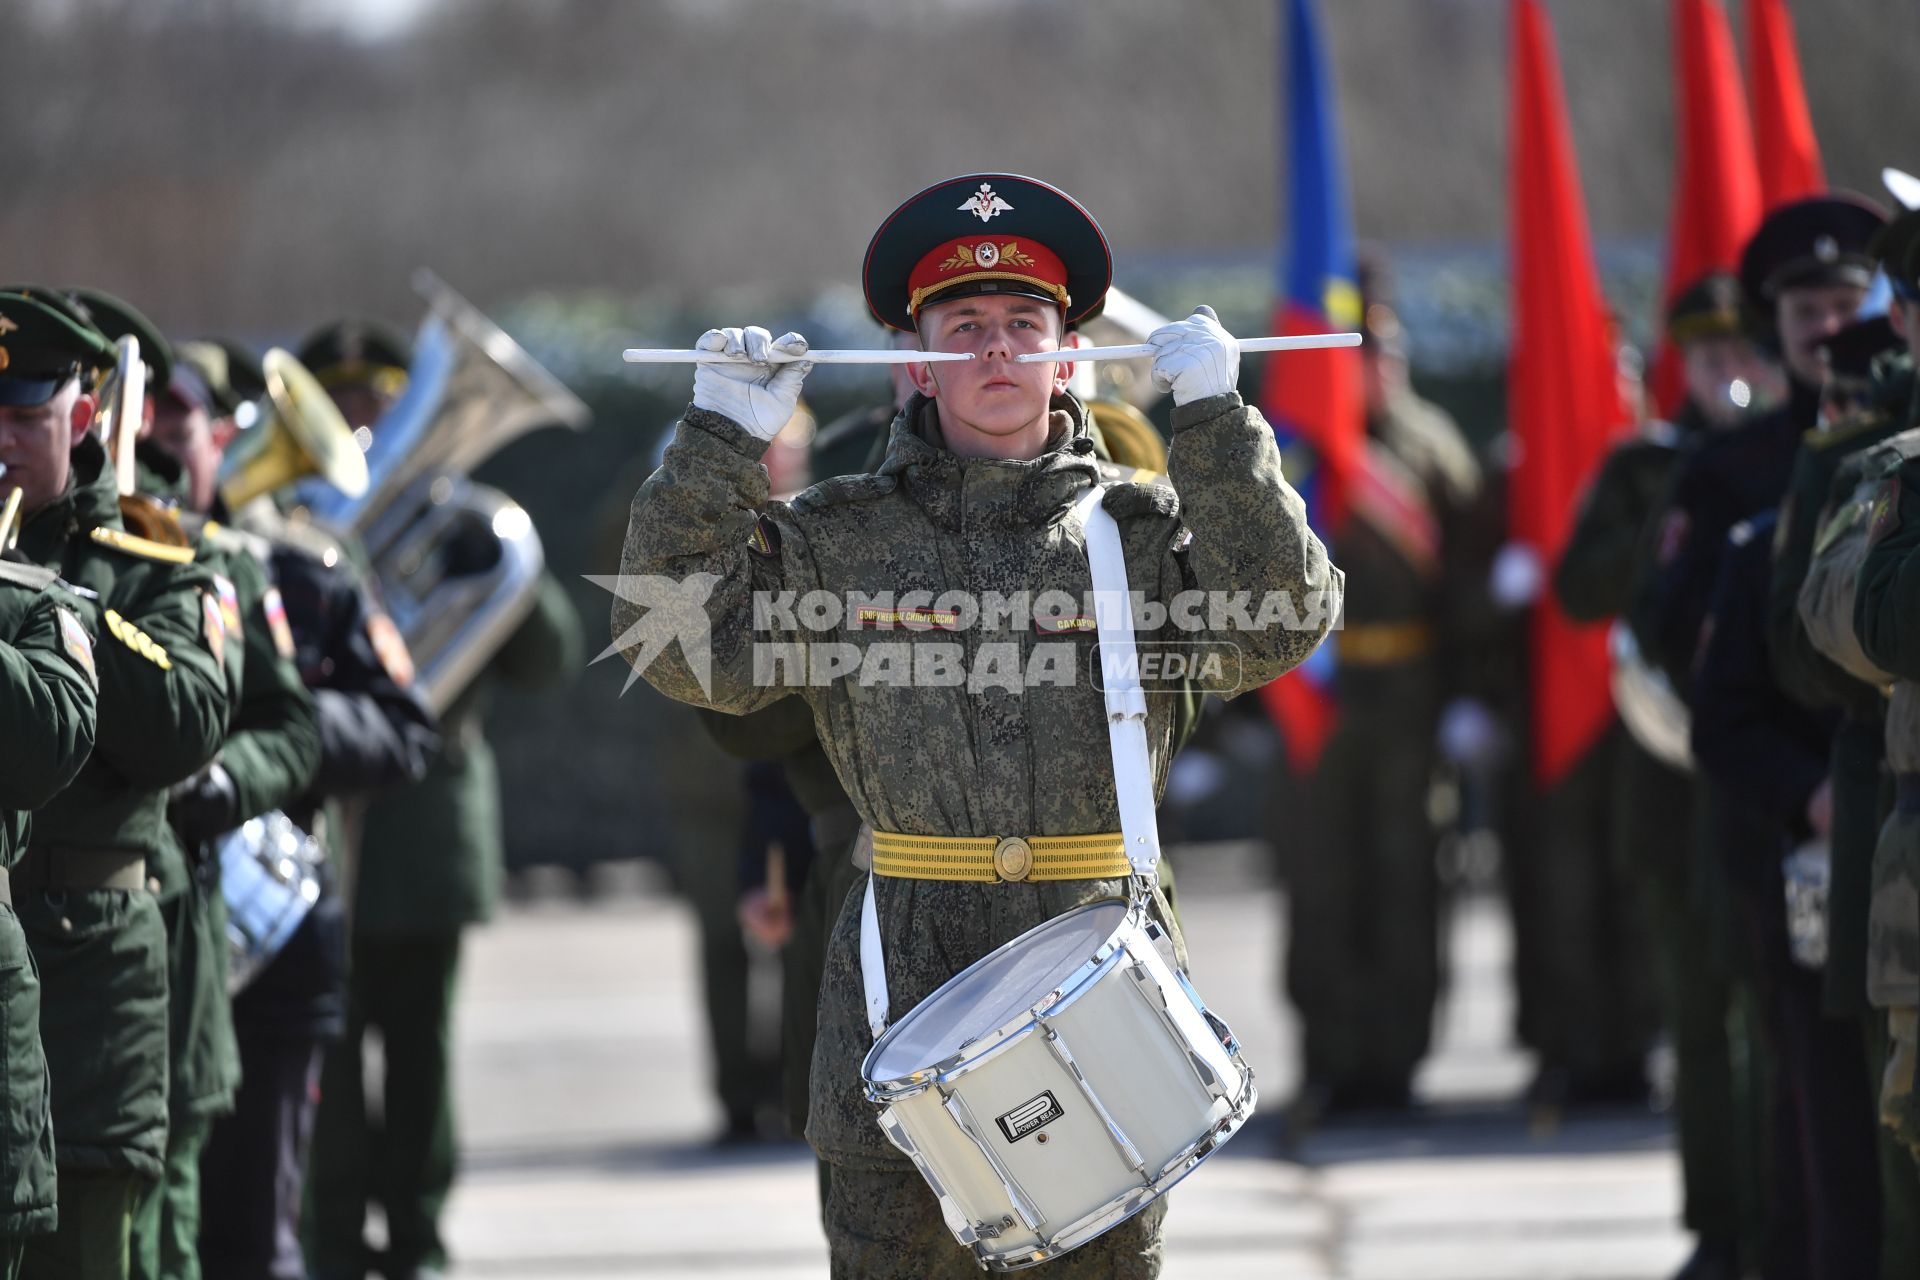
[1851,427,1920,1013]
[619,389,1340,1164]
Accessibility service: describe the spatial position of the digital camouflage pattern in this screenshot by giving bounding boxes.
[619,389,1339,1269]
[1848,424,1920,1154]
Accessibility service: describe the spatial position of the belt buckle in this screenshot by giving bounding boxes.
[992,836,1033,882]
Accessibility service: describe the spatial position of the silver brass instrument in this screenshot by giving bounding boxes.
[1608,620,1694,772]
[0,464,22,552]
[219,812,324,994]
[300,270,589,713]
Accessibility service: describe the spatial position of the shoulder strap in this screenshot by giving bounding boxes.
[1070,484,1162,881]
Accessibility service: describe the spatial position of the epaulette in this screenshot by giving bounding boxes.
[199,519,275,566]
[1100,479,1180,521]
[89,525,195,564]
[1804,408,1892,451]
[0,559,59,591]
[789,472,897,514]
[261,516,345,568]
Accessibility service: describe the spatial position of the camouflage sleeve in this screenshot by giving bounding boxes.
[93,558,235,788]
[215,549,321,820]
[1796,458,1897,689]
[1767,445,1871,711]
[698,696,818,761]
[1554,448,1645,622]
[1156,392,1341,693]
[617,406,818,715]
[1856,460,1920,680]
[0,586,98,810]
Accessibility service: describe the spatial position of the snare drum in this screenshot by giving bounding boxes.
[861,897,1255,1271]
[218,811,324,994]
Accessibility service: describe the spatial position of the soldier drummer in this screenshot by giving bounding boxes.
[615,173,1342,1276]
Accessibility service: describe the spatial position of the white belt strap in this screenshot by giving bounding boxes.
[1070,484,1163,881]
[861,872,890,1039]
[859,482,1160,1040]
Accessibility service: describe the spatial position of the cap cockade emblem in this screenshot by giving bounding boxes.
[936,241,1039,273]
[959,183,1013,222]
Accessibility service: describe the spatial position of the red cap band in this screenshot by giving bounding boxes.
[906,236,1070,318]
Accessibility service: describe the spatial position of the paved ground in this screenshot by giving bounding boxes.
[439,850,1690,1278]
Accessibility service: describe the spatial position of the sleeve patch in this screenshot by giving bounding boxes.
[56,607,97,689]
[262,587,297,660]
[1655,510,1690,566]
[212,573,244,638]
[201,591,227,668]
[1868,476,1902,547]
[104,609,172,671]
[366,611,416,688]
[747,513,782,558]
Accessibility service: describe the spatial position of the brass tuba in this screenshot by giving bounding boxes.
[217,349,370,511]
[299,271,589,713]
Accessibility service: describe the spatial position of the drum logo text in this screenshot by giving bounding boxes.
[995,1091,1065,1142]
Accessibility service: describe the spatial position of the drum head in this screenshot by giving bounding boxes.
[868,899,1128,1083]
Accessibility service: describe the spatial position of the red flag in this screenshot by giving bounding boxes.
[1745,0,1825,208]
[1509,0,1629,785]
[1651,0,1762,417]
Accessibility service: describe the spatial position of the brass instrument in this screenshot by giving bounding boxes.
[1608,621,1693,772]
[0,465,22,552]
[217,349,369,510]
[92,334,146,497]
[301,271,589,713]
[91,334,191,548]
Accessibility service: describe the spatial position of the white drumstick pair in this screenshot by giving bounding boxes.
[622,332,1360,366]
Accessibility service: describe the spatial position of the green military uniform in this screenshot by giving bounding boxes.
[14,437,234,1280]
[1849,424,1920,1164]
[307,572,577,1280]
[1555,408,1740,1241]
[129,507,321,1280]
[0,562,100,1276]
[1282,381,1479,1108]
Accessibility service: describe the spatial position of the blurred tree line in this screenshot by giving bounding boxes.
[5,0,1912,876]
[6,0,1912,337]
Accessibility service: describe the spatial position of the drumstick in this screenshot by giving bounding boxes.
[623,348,972,365]
[1015,332,1363,363]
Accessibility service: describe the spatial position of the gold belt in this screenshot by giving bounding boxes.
[870,831,1130,883]
[1335,620,1434,667]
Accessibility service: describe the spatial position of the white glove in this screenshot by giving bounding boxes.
[691,327,813,441]
[1438,697,1506,768]
[1147,305,1240,406]
[1490,541,1545,610]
